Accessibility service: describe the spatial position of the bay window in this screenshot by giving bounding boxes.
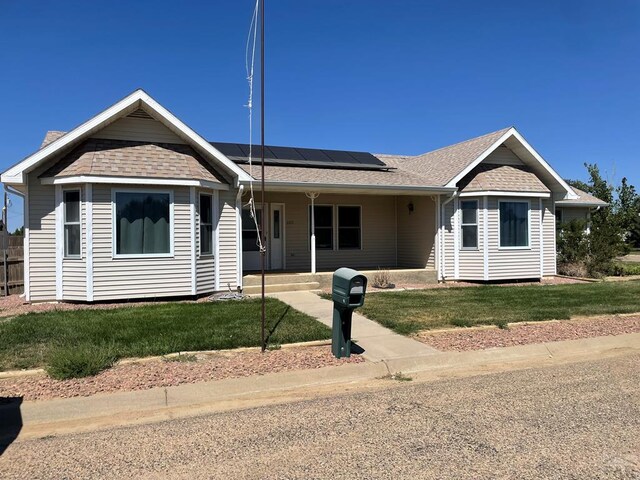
[199,194,213,255]
[460,200,478,249]
[114,191,172,256]
[499,201,529,248]
[63,190,81,258]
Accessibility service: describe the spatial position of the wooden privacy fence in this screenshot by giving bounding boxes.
[1,235,24,295]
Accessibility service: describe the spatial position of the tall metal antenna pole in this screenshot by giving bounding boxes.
[260,0,266,352]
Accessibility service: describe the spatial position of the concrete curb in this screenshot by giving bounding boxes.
[3,332,639,440]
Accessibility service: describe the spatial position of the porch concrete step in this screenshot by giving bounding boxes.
[243,282,321,294]
[243,273,319,287]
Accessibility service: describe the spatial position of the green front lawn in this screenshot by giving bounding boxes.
[0,298,330,372]
[359,280,640,335]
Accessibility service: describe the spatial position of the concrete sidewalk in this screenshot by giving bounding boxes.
[3,332,638,443]
[270,291,438,361]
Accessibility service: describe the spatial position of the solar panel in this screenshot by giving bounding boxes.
[209,142,393,171]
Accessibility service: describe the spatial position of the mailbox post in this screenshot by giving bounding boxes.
[331,267,367,358]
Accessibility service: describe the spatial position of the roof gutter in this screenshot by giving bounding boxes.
[237,180,457,195]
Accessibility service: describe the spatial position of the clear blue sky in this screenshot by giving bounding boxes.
[1,0,638,230]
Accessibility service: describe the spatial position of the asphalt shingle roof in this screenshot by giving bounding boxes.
[556,187,608,207]
[458,164,550,193]
[40,138,225,184]
[390,127,512,186]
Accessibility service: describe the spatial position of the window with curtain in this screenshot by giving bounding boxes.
[199,194,213,255]
[499,201,529,247]
[64,190,81,257]
[338,206,361,249]
[460,200,478,249]
[309,205,333,249]
[115,192,171,255]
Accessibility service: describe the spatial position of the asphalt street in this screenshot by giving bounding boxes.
[1,354,639,479]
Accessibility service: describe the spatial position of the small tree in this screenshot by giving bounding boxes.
[562,163,634,276]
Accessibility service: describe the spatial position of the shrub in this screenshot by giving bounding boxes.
[46,344,117,380]
[372,269,392,289]
[557,261,588,278]
[610,262,640,277]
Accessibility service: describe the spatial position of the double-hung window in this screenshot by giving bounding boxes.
[114,191,172,256]
[338,206,361,249]
[63,190,81,258]
[309,205,333,249]
[460,200,478,249]
[499,201,529,248]
[199,194,213,256]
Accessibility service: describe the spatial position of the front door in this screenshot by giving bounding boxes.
[270,204,284,270]
[242,205,263,271]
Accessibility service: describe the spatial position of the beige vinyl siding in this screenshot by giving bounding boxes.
[91,185,192,301]
[559,207,590,223]
[542,198,556,276]
[196,189,215,294]
[218,189,239,290]
[458,197,484,280]
[483,145,524,165]
[257,193,397,272]
[396,196,436,268]
[487,197,542,280]
[441,198,455,279]
[27,170,57,301]
[91,116,185,144]
[62,186,87,300]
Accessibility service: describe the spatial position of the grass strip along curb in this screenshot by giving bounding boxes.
[0,298,330,378]
[358,280,640,334]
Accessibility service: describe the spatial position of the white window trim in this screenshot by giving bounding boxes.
[498,199,531,250]
[459,199,479,251]
[308,204,335,251]
[111,188,175,259]
[198,193,214,257]
[63,188,82,259]
[337,204,363,251]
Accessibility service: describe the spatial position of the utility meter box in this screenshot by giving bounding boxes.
[331,268,367,358]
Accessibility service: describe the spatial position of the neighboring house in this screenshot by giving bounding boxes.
[1,90,604,302]
[555,187,608,229]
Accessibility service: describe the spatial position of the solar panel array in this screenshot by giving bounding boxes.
[210,142,393,171]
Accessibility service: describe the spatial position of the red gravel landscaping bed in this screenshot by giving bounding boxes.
[416,314,640,351]
[0,346,363,402]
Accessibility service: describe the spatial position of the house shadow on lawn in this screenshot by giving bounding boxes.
[0,397,23,456]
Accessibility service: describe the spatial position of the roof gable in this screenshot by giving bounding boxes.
[1,89,251,186]
[391,127,512,186]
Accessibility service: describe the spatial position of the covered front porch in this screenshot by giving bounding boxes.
[242,268,438,294]
[240,190,439,278]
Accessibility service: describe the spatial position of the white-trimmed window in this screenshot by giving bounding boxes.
[63,190,81,258]
[499,201,530,248]
[338,206,361,250]
[309,205,333,250]
[114,190,172,257]
[242,207,262,252]
[199,193,213,256]
[460,200,478,249]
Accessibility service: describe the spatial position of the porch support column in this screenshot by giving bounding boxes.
[305,192,319,274]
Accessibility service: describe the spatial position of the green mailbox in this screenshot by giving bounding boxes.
[331,267,367,358]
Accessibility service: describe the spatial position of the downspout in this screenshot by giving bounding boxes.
[236,185,245,290]
[439,191,457,282]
